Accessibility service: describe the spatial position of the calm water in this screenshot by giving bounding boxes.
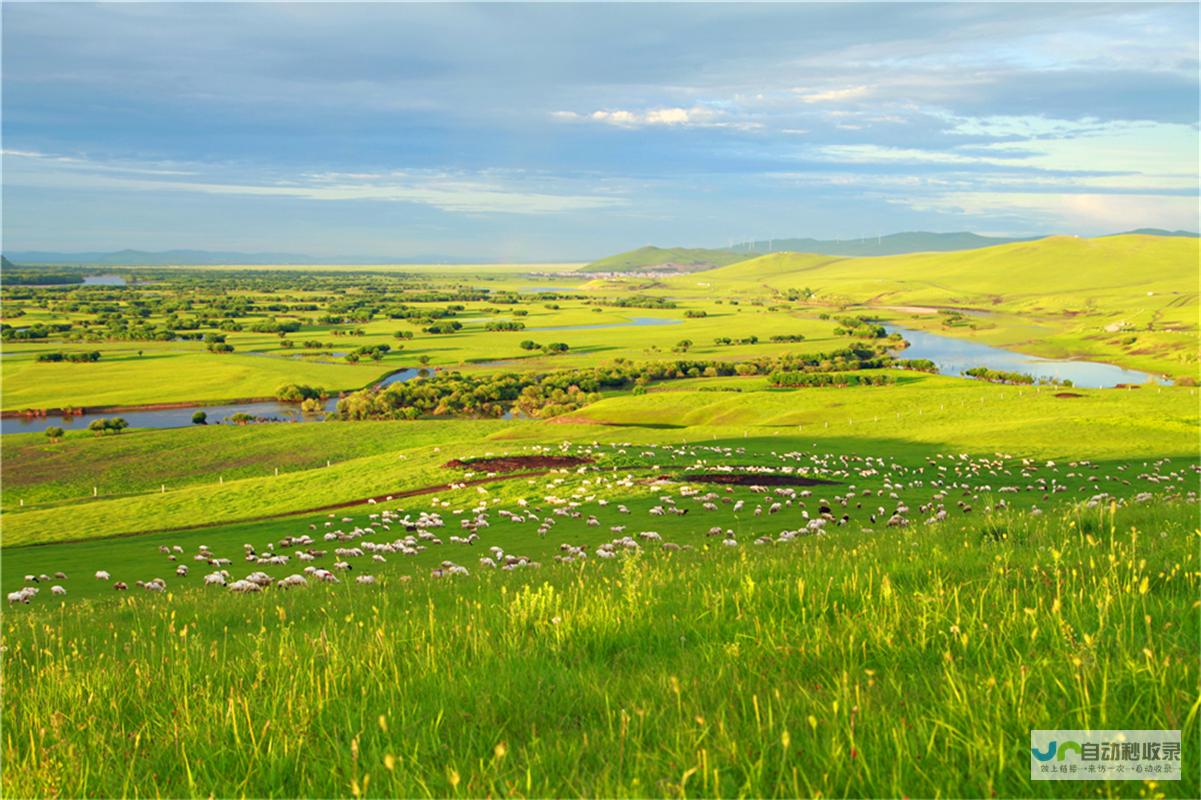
[1,367,426,435]
[82,274,127,286]
[534,316,682,332]
[890,326,1169,388]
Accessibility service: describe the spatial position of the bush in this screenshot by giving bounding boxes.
[88,417,129,436]
[192,411,208,425]
[45,426,65,442]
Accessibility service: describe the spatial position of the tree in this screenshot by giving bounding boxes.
[192,411,208,425]
[418,355,432,366]
[519,340,539,351]
[45,426,65,443]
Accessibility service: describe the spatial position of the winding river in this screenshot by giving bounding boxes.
[889,326,1169,388]
[1,325,1170,435]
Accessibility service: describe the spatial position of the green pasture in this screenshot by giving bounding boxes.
[3,498,1196,797]
[662,234,1199,379]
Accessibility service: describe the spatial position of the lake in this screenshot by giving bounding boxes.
[534,316,682,332]
[889,326,1170,388]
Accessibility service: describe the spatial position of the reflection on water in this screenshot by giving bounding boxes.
[890,326,1169,388]
[82,275,127,286]
[1,367,427,434]
[534,316,682,332]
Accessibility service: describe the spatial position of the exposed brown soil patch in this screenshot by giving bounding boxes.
[672,472,839,487]
[1054,392,1084,398]
[443,455,593,472]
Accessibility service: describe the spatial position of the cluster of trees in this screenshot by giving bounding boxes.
[893,358,938,373]
[345,344,391,362]
[586,296,677,309]
[249,318,303,334]
[684,310,707,318]
[769,334,806,343]
[276,383,330,402]
[36,351,101,363]
[486,321,526,332]
[832,315,888,339]
[422,321,462,335]
[2,322,71,341]
[963,367,1068,386]
[334,344,894,421]
[519,340,570,354]
[713,335,760,346]
[207,342,235,353]
[940,309,972,328]
[769,371,894,388]
[88,417,129,436]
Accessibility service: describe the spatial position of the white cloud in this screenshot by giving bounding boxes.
[2,150,625,215]
[552,105,757,129]
[913,191,1199,234]
[792,85,872,104]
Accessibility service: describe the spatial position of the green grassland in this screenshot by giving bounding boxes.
[2,294,838,410]
[3,372,1196,546]
[2,246,1199,799]
[665,235,1199,379]
[3,235,1196,411]
[3,496,1196,797]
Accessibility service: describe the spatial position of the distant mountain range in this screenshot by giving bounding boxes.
[2,228,1195,270]
[730,231,1037,258]
[0,249,477,266]
[584,229,1198,272]
[1112,228,1199,238]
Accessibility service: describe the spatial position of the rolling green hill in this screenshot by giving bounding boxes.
[582,245,745,273]
[674,234,1199,379]
[691,234,1196,301]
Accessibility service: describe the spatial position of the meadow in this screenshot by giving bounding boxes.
[1,237,1198,798]
[3,499,1196,797]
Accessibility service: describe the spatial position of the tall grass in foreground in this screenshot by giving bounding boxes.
[3,501,1197,798]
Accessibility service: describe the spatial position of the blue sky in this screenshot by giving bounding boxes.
[3,2,1198,261]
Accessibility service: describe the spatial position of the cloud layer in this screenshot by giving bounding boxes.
[2,3,1197,259]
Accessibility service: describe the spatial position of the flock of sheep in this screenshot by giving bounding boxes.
[8,443,1195,606]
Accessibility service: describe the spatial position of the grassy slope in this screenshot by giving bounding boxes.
[2,499,1195,797]
[3,374,1197,546]
[585,246,746,272]
[674,235,1199,378]
[1,419,509,511]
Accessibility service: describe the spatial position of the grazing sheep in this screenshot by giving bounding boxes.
[51,585,67,596]
[7,589,35,604]
[114,582,128,591]
[95,570,110,581]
